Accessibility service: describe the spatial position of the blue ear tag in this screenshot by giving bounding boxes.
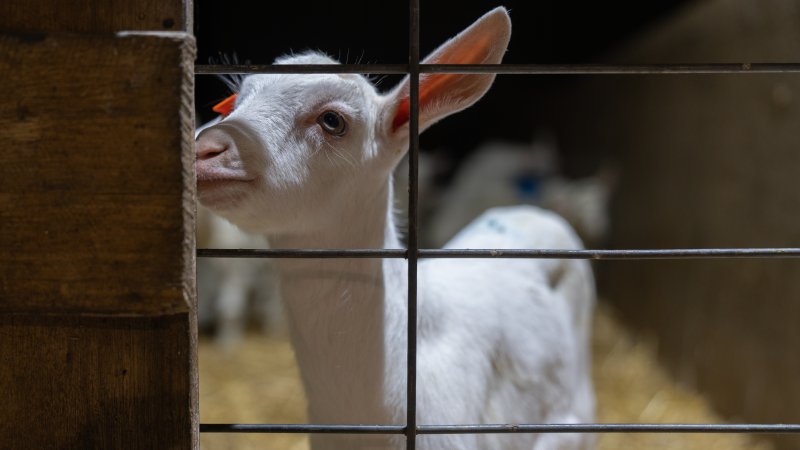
[514,173,542,200]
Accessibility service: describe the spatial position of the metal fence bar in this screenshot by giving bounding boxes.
[200,424,405,434]
[423,63,800,74]
[195,62,800,75]
[418,424,800,434]
[405,0,420,449]
[196,248,405,258]
[198,423,800,434]
[421,248,800,259]
[196,248,800,259]
[196,64,408,74]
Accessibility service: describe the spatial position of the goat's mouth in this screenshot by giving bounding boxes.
[197,166,255,189]
[197,177,254,189]
[197,175,255,209]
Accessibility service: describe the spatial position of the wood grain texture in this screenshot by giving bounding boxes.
[0,0,191,33]
[0,32,197,316]
[0,313,194,450]
[0,31,198,449]
[549,1,800,448]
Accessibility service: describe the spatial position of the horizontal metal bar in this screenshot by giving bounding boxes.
[200,424,405,434]
[198,423,800,434]
[196,248,800,260]
[196,64,408,74]
[195,63,800,75]
[418,423,800,434]
[197,248,406,258]
[423,63,800,74]
[421,248,800,259]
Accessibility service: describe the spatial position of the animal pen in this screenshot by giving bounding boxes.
[2,0,800,449]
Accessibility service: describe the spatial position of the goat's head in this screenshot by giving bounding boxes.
[196,7,511,235]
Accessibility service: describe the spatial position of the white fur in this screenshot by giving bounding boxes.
[196,7,595,449]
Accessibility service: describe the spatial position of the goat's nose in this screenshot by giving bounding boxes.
[196,140,228,161]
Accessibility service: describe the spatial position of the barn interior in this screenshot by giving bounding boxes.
[194,1,800,449]
[2,0,796,448]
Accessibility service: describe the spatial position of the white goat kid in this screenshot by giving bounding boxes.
[427,138,615,248]
[196,7,595,450]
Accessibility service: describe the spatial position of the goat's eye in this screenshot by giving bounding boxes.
[317,111,347,136]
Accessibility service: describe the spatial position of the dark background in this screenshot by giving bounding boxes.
[194,0,691,167]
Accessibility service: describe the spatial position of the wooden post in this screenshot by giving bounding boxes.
[0,0,191,34]
[0,2,197,449]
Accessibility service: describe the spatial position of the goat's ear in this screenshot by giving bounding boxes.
[382,7,511,138]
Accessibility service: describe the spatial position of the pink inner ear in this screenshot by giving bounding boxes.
[392,98,411,132]
[390,32,495,133]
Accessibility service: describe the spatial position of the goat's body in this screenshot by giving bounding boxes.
[272,201,594,450]
[416,206,595,450]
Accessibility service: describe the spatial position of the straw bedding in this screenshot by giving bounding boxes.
[199,302,772,450]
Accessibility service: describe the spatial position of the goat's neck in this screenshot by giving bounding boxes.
[269,179,408,425]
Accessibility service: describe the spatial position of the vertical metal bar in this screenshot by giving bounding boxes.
[406,0,420,448]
